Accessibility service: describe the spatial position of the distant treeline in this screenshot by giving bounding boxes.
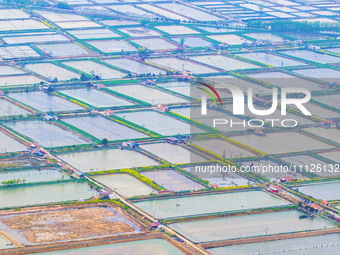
[247,20,340,33]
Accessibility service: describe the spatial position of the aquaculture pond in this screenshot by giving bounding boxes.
[61,60,126,79]
[192,139,256,158]
[208,233,340,255]
[62,116,147,140]
[304,127,340,145]
[293,68,340,82]
[68,28,121,39]
[93,174,154,197]
[189,55,260,71]
[118,26,161,37]
[317,151,340,164]
[297,182,340,201]
[170,210,333,243]
[0,66,25,76]
[36,43,89,57]
[171,37,212,47]
[313,94,340,110]
[38,239,185,255]
[0,182,96,209]
[148,57,219,74]
[140,143,207,164]
[57,149,159,173]
[135,191,289,219]
[0,168,69,185]
[247,71,325,91]
[9,91,83,112]
[0,99,29,116]
[104,58,165,75]
[107,84,187,105]
[245,32,284,42]
[59,88,134,108]
[86,40,136,53]
[0,132,26,153]
[25,63,79,81]
[130,38,177,51]
[281,50,340,64]
[141,169,204,191]
[281,155,340,177]
[289,102,340,119]
[183,166,253,187]
[207,34,250,45]
[5,120,88,147]
[155,25,200,35]
[0,75,43,87]
[236,52,307,67]
[231,132,334,154]
[116,111,206,136]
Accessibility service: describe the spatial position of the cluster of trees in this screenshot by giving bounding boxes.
[1,178,26,185]
[247,20,340,33]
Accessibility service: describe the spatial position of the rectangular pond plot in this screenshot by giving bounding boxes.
[245,33,284,42]
[281,50,340,64]
[223,104,315,126]
[0,168,69,185]
[104,58,165,75]
[0,132,26,154]
[9,91,83,112]
[118,26,161,37]
[157,3,222,21]
[189,55,260,71]
[93,173,154,197]
[183,165,253,187]
[0,207,141,245]
[313,94,340,110]
[0,45,40,59]
[55,21,101,29]
[116,111,206,136]
[68,28,121,39]
[148,57,219,74]
[304,127,340,145]
[171,37,212,47]
[140,143,207,164]
[107,84,188,105]
[0,66,25,76]
[135,191,290,219]
[0,182,96,209]
[86,40,136,53]
[325,48,340,55]
[296,182,340,201]
[58,149,159,173]
[36,43,89,57]
[170,210,333,243]
[0,75,45,87]
[108,5,158,17]
[0,20,48,32]
[141,169,204,191]
[239,160,307,180]
[35,10,90,22]
[289,102,340,119]
[100,20,139,26]
[280,155,340,177]
[0,9,29,19]
[292,68,340,83]
[0,157,46,169]
[61,60,126,79]
[25,63,79,81]
[0,99,29,116]
[137,4,190,21]
[246,72,326,91]
[206,75,272,95]
[60,88,134,108]
[236,52,307,67]
[130,38,177,51]
[3,34,69,44]
[155,25,200,35]
[37,239,186,255]
[4,120,89,147]
[62,116,148,140]
[317,151,340,164]
[231,132,334,155]
[208,233,340,255]
[192,139,256,158]
[207,34,250,45]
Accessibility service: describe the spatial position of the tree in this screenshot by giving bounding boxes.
[258,4,264,12]
[101,138,108,146]
[80,73,90,81]
[57,1,71,9]
[180,38,186,48]
[140,19,149,26]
